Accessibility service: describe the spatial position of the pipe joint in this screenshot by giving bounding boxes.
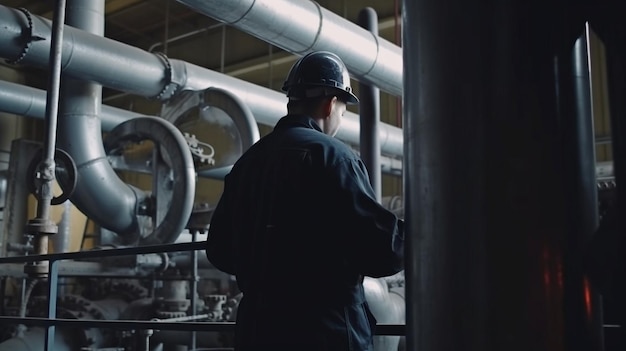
[5,7,45,65]
[153,52,187,101]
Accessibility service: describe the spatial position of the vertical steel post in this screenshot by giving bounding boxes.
[358,7,382,201]
[45,259,59,350]
[558,25,604,350]
[402,0,599,350]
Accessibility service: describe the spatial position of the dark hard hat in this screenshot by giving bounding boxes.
[281,51,359,105]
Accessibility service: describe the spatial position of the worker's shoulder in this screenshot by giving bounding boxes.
[301,130,356,156]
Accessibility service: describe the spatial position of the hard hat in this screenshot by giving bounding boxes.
[281,51,359,105]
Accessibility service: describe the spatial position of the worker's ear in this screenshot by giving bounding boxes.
[322,96,337,118]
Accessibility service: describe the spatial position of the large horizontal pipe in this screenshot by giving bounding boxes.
[176,0,404,97]
[0,80,139,132]
[0,79,403,177]
[0,5,403,158]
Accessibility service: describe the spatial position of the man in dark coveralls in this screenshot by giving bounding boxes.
[206,51,405,351]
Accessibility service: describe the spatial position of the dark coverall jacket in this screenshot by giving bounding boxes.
[206,114,405,351]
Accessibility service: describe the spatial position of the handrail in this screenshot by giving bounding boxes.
[0,241,405,351]
[0,241,203,263]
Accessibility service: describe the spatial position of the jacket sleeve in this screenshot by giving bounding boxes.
[333,157,405,278]
[206,175,236,275]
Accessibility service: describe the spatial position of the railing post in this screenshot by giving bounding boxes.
[45,258,59,350]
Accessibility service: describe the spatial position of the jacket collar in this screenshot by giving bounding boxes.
[274,114,322,133]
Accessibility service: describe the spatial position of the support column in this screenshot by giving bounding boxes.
[402,0,602,350]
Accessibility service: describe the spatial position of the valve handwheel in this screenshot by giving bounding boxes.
[27,147,78,206]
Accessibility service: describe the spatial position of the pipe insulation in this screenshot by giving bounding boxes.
[0,4,403,158]
[176,0,404,97]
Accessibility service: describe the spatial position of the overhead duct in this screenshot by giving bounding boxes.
[175,0,403,97]
[0,4,403,158]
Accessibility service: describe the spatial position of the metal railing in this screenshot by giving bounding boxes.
[0,241,405,350]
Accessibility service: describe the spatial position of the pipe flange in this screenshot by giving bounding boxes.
[6,8,45,65]
[23,260,51,277]
[109,280,149,301]
[153,52,184,101]
[157,298,190,312]
[156,310,187,320]
[24,217,58,236]
[60,294,109,320]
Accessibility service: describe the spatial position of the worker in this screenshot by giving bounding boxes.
[206,51,405,351]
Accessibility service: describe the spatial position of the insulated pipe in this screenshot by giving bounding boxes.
[363,277,404,351]
[0,79,402,177]
[175,0,403,97]
[181,63,402,157]
[54,0,141,236]
[0,80,140,132]
[0,4,403,158]
[0,6,165,97]
[358,7,382,200]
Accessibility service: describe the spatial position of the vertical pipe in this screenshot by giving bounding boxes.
[30,0,67,259]
[56,0,140,236]
[24,0,66,280]
[403,0,590,350]
[61,0,105,103]
[41,0,65,166]
[51,200,72,253]
[597,15,626,347]
[358,7,381,201]
[559,25,604,350]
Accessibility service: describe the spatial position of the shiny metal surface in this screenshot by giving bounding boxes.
[0,4,404,158]
[177,0,403,96]
[403,0,603,350]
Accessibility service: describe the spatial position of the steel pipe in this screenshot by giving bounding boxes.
[0,4,403,158]
[176,0,403,97]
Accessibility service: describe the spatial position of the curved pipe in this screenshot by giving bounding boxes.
[175,0,403,97]
[55,0,140,235]
[0,4,403,158]
[363,277,405,351]
[182,63,402,157]
[103,117,196,243]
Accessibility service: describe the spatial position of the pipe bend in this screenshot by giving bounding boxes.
[103,116,196,245]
